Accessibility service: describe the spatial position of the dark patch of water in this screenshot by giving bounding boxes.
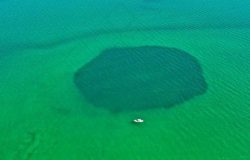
[74,46,207,112]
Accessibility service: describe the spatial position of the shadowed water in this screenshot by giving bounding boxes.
[74,46,207,112]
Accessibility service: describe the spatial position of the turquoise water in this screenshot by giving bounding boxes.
[1,0,250,52]
[1,0,250,160]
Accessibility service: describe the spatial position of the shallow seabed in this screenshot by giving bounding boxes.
[0,1,250,160]
[0,28,249,160]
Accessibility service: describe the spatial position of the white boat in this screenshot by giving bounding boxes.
[133,118,144,123]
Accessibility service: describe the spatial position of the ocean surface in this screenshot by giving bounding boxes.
[0,0,250,159]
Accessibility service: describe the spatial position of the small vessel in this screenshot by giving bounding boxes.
[133,118,144,123]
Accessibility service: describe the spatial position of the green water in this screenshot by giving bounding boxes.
[1,0,250,160]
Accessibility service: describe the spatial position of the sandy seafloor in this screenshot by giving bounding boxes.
[1,1,250,160]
